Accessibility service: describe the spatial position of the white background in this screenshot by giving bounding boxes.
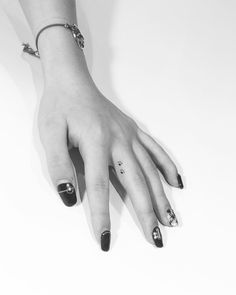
[0,0,236,294]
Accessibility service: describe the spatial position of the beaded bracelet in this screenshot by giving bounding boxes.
[22,23,84,58]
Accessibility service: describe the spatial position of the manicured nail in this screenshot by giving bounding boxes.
[167,208,178,227]
[177,174,184,189]
[101,230,111,252]
[57,182,77,207]
[152,226,163,248]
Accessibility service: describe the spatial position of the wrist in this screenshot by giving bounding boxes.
[38,26,82,64]
[38,25,87,76]
[36,23,100,94]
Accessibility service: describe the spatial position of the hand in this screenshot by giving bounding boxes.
[38,69,184,251]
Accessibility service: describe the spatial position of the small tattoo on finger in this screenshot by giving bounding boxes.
[117,161,125,174]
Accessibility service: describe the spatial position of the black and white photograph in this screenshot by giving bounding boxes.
[0,1,235,294]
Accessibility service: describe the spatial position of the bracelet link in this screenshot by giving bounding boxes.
[64,23,84,50]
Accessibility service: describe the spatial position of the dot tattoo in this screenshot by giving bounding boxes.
[117,161,125,174]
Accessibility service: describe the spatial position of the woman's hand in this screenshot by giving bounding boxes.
[38,67,184,251]
[19,0,184,252]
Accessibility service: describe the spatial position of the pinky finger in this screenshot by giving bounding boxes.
[137,129,184,189]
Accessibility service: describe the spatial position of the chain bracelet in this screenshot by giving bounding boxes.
[22,23,84,58]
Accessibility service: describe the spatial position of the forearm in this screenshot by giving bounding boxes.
[19,0,77,36]
[19,0,95,87]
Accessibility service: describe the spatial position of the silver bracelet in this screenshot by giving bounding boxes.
[22,23,85,58]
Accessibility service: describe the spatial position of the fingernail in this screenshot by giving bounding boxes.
[152,226,163,248]
[167,208,178,227]
[177,174,184,189]
[57,182,77,207]
[101,230,111,252]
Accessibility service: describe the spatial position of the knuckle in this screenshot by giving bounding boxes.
[84,126,110,149]
[90,123,109,142]
[137,127,144,137]
[132,171,147,187]
[166,162,178,176]
[93,126,106,140]
[113,130,133,145]
[91,210,109,219]
[112,121,138,143]
[114,137,130,149]
[148,163,159,176]
[140,153,157,173]
[91,179,109,193]
[125,115,138,130]
[38,117,64,143]
[47,157,70,172]
[47,154,65,166]
[47,152,61,165]
[38,115,60,131]
[137,209,155,221]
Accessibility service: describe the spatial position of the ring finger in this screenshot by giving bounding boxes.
[111,143,163,248]
[132,140,178,227]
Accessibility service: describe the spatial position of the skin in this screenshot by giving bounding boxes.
[19,0,182,248]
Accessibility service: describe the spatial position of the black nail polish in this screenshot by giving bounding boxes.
[152,226,163,248]
[177,174,184,189]
[167,208,178,227]
[101,230,111,252]
[57,182,77,207]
